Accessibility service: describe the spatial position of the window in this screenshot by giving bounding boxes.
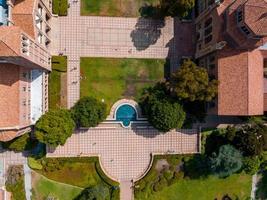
[237,10,243,22]
[241,26,250,35]
[205,26,212,36]
[22,72,27,79]
[22,87,26,92]
[22,100,26,106]
[205,35,213,44]
[204,18,212,28]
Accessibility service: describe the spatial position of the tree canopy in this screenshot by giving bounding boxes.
[74,185,110,200]
[209,144,243,178]
[168,60,218,102]
[35,109,75,147]
[140,83,186,132]
[160,0,195,18]
[233,124,265,156]
[71,97,107,128]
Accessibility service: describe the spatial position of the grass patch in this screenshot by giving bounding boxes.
[141,174,252,200]
[32,171,83,200]
[81,0,159,17]
[134,155,252,200]
[36,157,119,199]
[52,0,68,16]
[80,57,165,109]
[49,56,67,109]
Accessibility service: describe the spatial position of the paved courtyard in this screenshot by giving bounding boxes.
[47,123,199,181]
[54,0,194,108]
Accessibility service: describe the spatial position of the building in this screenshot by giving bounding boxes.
[195,0,267,116]
[0,0,52,141]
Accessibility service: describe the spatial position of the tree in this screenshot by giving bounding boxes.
[74,185,110,200]
[1,132,37,152]
[242,156,261,175]
[233,124,264,156]
[159,0,195,18]
[149,100,186,132]
[71,97,107,128]
[35,109,75,147]
[209,145,243,177]
[168,60,218,102]
[140,84,186,132]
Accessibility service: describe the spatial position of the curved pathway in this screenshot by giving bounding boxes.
[47,124,199,181]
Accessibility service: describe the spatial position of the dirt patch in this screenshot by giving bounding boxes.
[60,72,67,108]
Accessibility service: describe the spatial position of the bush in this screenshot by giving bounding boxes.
[1,132,37,152]
[35,109,75,147]
[5,165,26,200]
[71,97,107,128]
[52,0,68,16]
[184,154,209,179]
[153,176,168,192]
[233,125,264,156]
[163,170,174,181]
[243,157,260,175]
[28,157,43,170]
[40,158,64,172]
[74,184,110,200]
[204,129,228,156]
[51,56,67,72]
[209,145,243,178]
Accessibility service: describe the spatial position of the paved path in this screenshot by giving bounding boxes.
[120,181,133,200]
[47,124,199,181]
[23,164,32,200]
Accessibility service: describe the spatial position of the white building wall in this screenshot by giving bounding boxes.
[30,69,43,123]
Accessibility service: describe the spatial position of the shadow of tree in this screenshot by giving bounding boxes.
[256,170,267,199]
[130,17,165,51]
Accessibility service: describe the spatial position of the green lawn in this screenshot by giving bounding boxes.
[49,56,67,109]
[134,155,252,200]
[32,172,83,200]
[52,0,68,16]
[138,174,252,200]
[80,57,165,109]
[35,157,119,199]
[81,0,159,17]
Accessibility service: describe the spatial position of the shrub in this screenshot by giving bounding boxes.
[204,129,228,156]
[209,145,243,178]
[35,109,75,147]
[233,125,264,156]
[52,0,68,16]
[28,157,43,170]
[74,184,110,200]
[51,56,67,72]
[1,132,37,152]
[153,176,168,192]
[5,165,26,200]
[243,157,261,175]
[71,97,107,128]
[163,170,174,181]
[184,154,209,178]
[40,158,64,172]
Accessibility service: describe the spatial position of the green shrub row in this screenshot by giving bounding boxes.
[52,0,68,16]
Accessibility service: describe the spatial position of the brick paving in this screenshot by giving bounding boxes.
[47,125,199,181]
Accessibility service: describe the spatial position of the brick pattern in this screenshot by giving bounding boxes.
[47,126,199,182]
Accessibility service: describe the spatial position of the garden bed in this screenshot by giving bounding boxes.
[32,157,119,199]
[49,56,67,109]
[134,155,252,200]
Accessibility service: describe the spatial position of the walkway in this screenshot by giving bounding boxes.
[47,124,199,181]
